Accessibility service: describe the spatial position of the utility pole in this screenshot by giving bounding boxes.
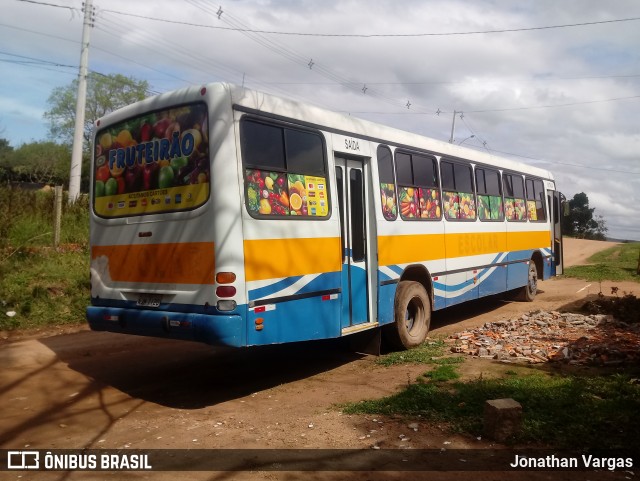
[449,110,458,143]
[68,0,94,203]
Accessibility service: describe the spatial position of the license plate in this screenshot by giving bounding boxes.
[137,294,162,308]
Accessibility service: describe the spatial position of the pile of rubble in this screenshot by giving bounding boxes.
[446,310,640,366]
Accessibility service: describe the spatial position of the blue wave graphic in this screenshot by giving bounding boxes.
[248,272,340,301]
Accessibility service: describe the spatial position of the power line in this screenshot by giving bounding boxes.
[0,50,76,68]
[184,0,424,113]
[257,73,640,87]
[466,95,640,113]
[0,22,79,44]
[478,148,640,175]
[92,7,640,38]
[16,0,78,12]
[345,93,640,116]
[14,3,640,116]
[13,0,640,180]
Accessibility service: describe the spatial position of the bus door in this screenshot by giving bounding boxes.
[335,156,369,328]
[551,191,565,275]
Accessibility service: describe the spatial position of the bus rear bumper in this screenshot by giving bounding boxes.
[86,306,245,347]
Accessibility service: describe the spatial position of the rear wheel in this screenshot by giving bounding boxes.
[385,281,431,350]
[518,261,538,302]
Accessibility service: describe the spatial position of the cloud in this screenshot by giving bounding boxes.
[1,0,639,238]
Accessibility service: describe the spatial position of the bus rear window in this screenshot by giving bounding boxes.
[93,102,209,218]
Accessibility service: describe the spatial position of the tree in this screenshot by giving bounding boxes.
[3,142,71,185]
[44,73,150,149]
[562,192,608,240]
[0,138,15,182]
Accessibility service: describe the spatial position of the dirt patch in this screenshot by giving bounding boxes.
[562,237,621,266]
[0,239,637,480]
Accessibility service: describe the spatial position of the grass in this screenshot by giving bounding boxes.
[377,339,464,367]
[564,242,640,283]
[342,370,640,450]
[0,187,89,331]
[348,317,640,450]
[0,248,90,330]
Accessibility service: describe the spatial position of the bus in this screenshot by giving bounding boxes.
[87,82,564,350]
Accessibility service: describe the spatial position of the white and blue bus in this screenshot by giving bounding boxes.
[87,83,564,349]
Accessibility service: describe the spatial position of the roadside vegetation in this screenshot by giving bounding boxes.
[0,187,89,331]
[564,242,640,283]
[343,339,640,450]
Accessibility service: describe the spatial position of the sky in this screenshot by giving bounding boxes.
[1,0,639,240]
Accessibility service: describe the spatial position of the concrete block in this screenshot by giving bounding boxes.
[483,398,522,442]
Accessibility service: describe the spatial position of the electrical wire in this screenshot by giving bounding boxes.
[10,0,640,180]
[92,5,640,38]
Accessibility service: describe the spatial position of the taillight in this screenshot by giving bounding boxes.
[216,286,236,298]
[216,272,236,284]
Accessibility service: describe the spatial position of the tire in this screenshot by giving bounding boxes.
[385,281,431,350]
[518,261,538,302]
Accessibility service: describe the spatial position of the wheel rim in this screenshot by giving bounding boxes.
[405,296,424,334]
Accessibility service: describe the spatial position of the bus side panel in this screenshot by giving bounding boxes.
[506,259,530,291]
[241,234,343,345]
[246,295,341,345]
[506,229,550,290]
[376,282,397,326]
[542,251,553,280]
[441,271,478,308]
[377,232,447,312]
[478,263,508,298]
[442,224,506,308]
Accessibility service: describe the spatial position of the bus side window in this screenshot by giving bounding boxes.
[377,145,397,221]
[441,160,476,221]
[476,167,504,221]
[396,151,441,220]
[504,173,526,221]
[241,119,329,219]
[526,177,547,222]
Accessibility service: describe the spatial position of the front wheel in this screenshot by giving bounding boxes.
[385,281,431,350]
[518,261,538,302]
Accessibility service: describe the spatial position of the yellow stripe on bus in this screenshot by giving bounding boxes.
[244,237,342,282]
[379,234,446,266]
[506,230,550,252]
[91,242,215,285]
[379,230,550,266]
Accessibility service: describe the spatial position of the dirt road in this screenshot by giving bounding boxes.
[561,237,620,266]
[0,239,635,480]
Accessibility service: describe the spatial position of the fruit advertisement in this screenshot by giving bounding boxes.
[443,191,476,220]
[399,187,419,219]
[417,188,441,219]
[93,102,209,218]
[443,191,459,220]
[380,183,397,220]
[399,187,441,220]
[245,170,328,217]
[478,195,504,220]
[527,200,538,221]
[505,198,527,221]
[458,193,476,220]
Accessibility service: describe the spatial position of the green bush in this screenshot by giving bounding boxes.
[0,186,89,330]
